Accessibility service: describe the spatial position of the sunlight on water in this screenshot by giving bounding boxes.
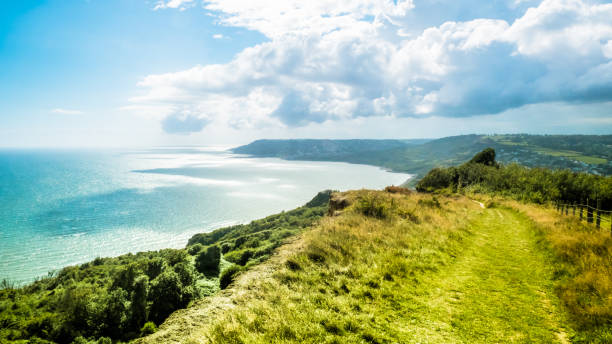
[0,148,411,284]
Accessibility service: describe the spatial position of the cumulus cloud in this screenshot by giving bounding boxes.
[51,108,83,115]
[134,0,612,133]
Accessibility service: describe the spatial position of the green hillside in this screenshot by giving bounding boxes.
[137,189,611,344]
[233,134,612,178]
[0,193,330,344]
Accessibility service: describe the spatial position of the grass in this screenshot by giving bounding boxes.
[502,200,612,343]
[136,190,594,344]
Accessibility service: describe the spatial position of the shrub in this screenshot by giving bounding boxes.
[469,147,496,166]
[148,270,183,323]
[221,243,232,254]
[140,321,157,336]
[219,265,242,289]
[195,246,221,276]
[355,194,391,219]
[238,249,254,266]
[146,257,165,280]
[173,262,197,287]
[187,243,203,255]
[163,249,188,266]
[416,167,456,192]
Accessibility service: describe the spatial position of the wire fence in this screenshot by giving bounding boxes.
[556,201,612,235]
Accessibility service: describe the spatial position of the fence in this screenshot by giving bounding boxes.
[556,200,612,235]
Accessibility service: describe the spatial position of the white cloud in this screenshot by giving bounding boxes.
[134,0,612,134]
[154,0,195,11]
[51,108,83,115]
[212,34,224,39]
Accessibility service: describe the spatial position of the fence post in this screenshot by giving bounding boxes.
[580,203,583,220]
[565,203,568,215]
[573,202,576,216]
[587,199,593,223]
[596,199,601,229]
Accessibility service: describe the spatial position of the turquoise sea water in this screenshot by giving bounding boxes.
[0,148,410,284]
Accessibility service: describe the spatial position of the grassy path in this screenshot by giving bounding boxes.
[410,207,570,343]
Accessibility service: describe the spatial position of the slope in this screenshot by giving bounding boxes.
[137,190,577,343]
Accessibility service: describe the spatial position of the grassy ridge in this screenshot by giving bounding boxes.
[155,190,579,343]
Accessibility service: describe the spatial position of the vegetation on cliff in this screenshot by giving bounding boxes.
[417,148,612,208]
[0,192,330,343]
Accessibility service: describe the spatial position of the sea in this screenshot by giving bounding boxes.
[0,147,411,284]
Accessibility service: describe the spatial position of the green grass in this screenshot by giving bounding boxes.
[157,190,578,344]
[410,207,570,343]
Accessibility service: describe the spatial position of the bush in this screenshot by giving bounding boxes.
[355,194,391,219]
[219,265,242,289]
[148,270,183,323]
[416,167,456,192]
[469,147,496,166]
[195,246,221,276]
[140,321,157,336]
[238,249,254,266]
[187,243,203,255]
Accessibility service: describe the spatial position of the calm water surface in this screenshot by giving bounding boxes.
[0,147,410,284]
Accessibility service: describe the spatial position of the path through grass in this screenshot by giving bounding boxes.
[410,207,570,343]
[139,192,574,344]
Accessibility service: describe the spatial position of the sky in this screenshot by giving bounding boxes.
[0,0,611,148]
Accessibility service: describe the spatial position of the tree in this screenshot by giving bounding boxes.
[195,245,221,276]
[469,148,496,166]
[129,275,149,331]
[148,270,183,324]
[100,289,129,338]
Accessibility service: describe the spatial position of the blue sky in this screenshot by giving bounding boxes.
[1,0,611,147]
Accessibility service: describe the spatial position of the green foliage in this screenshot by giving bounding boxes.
[469,147,497,166]
[417,148,612,208]
[219,265,242,290]
[195,245,221,276]
[187,243,203,255]
[140,321,157,336]
[130,275,149,329]
[149,269,190,324]
[0,192,330,344]
[355,193,393,219]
